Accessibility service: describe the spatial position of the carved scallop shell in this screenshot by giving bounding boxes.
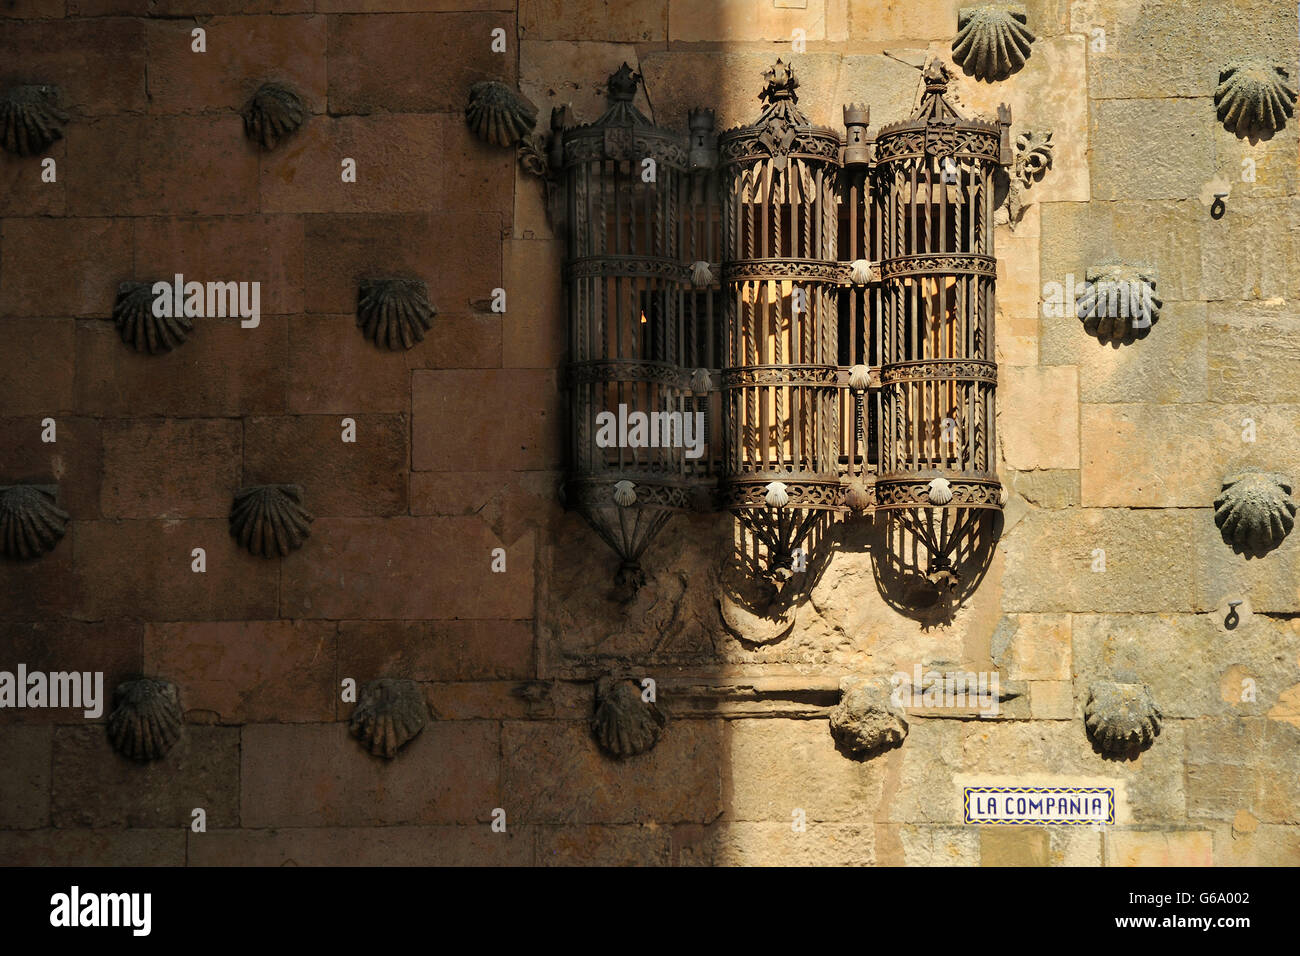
[349,678,427,758]
[952,4,1035,83]
[1215,61,1297,141]
[848,259,874,285]
[466,80,538,148]
[107,678,183,761]
[242,82,306,151]
[927,477,953,505]
[690,367,712,394]
[690,260,714,289]
[829,675,908,755]
[612,479,637,507]
[0,85,68,157]
[1084,681,1161,755]
[1075,266,1161,345]
[592,676,665,757]
[1214,471,1296,555]
[765,480,789,508]
[357,278,436,351]
[849,363,870,392]
[112,280,192,354]
[229,484,313,557]
[0,484,68,560]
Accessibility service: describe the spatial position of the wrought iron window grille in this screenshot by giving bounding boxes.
[556,59,1009,610]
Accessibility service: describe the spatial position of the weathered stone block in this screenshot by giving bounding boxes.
[0,140,65,216]
[995,225,1042,367]
[287,315,501,414]
[675,821,875,866]
[885,824,979,866]
[1049,825,1102,866]
[304,212,501,317]
[1072,617,1300,720]
[76,317,288,417]
[328,13,513,113]
[190,825,530,866]
[503,240,566,369]
[1040,200,1202,303]
[1185,715,1264,764]
[0,19,146,116]
[1042,300,1207,404]
[101,420,242,519]
[727,717,885,822]
[144,620,337,723]
[0,829,186,866]
[668,0,827,42]
[1006,469,1079,509]
[1207,302,1300,404]
[1081,403,1300,509]
[1105,828,1213,866]
[132,215,305,318]
[998,366,1079,470]
[1187,762,1256,821]
[412,369,560,472]
[947,36,1090,206]
[846,0,959,40]
[259,115,446,215]
[73,520,279,621]
[1091,98,1214,201]
[67,117,259,218]
[241,722,499,826]
[980,825,1050,865]
[338,619,533,682]
[1030,680,1076,719]
[992,613,1071,681]
[878,719,963,823]
[0,218,132,317]
[0,416,102,521]
[501,719,723,824]
[51,726,239,828]
[1214,123,1298,199]
[537,824,670,866]
[0,726,51,828]
[243,414,407,517]
[144,16,326,114]
[521,0,666,41]
[1209,821,1300,865]
[279,518,534,620]
[1200,197,1293,303]
[1087,0,1297,100]
[411,470,562,545]
[0,525,79,621]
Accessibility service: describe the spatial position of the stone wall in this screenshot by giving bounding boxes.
[1,0,1297,866]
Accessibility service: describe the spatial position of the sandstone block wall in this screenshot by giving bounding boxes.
[1,0,1297,866]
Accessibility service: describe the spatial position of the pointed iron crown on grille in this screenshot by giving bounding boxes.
[761,58,800,104]
[608,63,640,102]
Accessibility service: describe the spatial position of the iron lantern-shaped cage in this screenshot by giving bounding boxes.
[560,64,706,598]
[717,59,844,579]
[871,61,1007,584]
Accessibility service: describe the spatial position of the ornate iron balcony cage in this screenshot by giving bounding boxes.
[558,60,1009,604]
